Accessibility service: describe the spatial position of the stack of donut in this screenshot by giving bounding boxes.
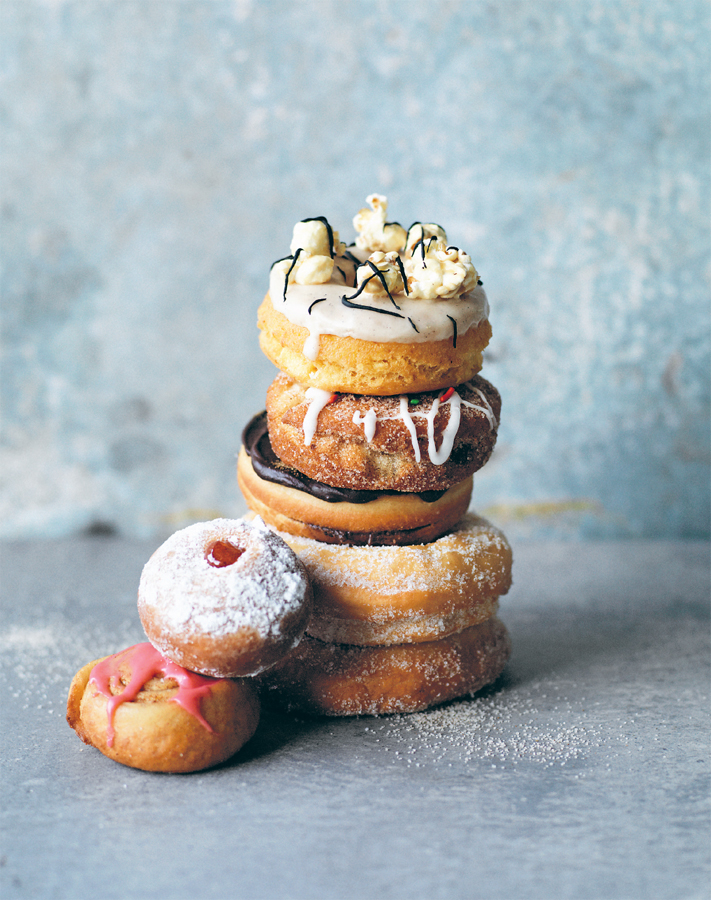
[240,195,513,715]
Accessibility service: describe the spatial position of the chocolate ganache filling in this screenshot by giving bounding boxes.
[242,412,445,504]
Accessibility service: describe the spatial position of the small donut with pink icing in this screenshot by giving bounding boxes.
[138,518,312,678]
[67,643,260,773]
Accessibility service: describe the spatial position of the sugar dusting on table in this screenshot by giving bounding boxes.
[368,680,605,769]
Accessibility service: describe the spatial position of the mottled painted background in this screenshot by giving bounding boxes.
[2,0,709,541]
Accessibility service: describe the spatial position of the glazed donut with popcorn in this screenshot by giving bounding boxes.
[257,195,493,396]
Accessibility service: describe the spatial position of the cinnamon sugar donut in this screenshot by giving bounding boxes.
[138,518,312,678]
[237,414,473,546]
[256,513,512,646]
[258,292,492,396]
[258,617,511,716]
[265,373,500,493]
[67,643,260,772]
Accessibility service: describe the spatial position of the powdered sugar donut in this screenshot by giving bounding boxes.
[257,513,512,646]
[138,518,312,678]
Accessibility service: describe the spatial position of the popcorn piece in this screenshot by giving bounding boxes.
[275,217,347,287]
[405,222,448,256]
[290,218,343,258]
[356,251,405,297]
[404,240,479,300]
[294,255,334,285]
[353,195,407,253]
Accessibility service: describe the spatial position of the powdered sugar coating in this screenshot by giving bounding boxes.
[278,513,512,598]
[137,517,312,677]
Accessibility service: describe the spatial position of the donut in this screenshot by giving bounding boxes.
[238,413,473,546]
[258,617,511,716]
[66,643,260,772]
[137,518,312,678]
[258,292,492,396]
[254,513,512,646]
[264,373,500,492]
[259,198,493,396]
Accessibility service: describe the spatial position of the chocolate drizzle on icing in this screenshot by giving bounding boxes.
[308,297,327,314]
[447,314,458,348]
[282,248,302,300]
[341,294,406,319]
[395,255,409,294]
[242,412,445,504]
[363,259,401,309]
[299,216,336,257]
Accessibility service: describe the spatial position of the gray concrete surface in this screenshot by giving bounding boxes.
[1,536,708,899]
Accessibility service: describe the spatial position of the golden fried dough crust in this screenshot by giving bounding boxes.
[265,373,500,492]
[258,617,511,716]
[263,513,513,646]
[237,447,473,546]
[258,293,492,396]
[67,649,260,773]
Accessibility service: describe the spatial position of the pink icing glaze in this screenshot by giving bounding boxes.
[89,642,219,746]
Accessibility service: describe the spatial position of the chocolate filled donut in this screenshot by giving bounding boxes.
[238,412,473,546]
[265,373,500,493]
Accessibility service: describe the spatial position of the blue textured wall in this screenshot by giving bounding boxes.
[2,0,709,540]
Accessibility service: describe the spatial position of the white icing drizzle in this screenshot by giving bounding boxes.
[424,392,462,465]
[352,408,378,443]
[301,385,495,464]
[302,388,335,446]
[303,328,321,361]
[398,398,422,463]
[461,383,498,430]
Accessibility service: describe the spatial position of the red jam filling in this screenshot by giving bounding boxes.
[89,643,219,746]
[205,539,245,568]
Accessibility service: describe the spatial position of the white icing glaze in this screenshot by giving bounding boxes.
[268,247,489,349]
[462,384,498,430]
[303,328,321,361]
[300,385,496,466]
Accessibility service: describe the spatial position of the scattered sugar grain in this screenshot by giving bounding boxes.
[374,682,605,769]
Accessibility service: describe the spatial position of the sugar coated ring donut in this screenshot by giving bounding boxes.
[238,444,473,546]
[258,617,511,716]
[67,643,260,773]
[258,293,492,396]
[138,518,312,678]
[265,373,500,492]
[258,513,512,646]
